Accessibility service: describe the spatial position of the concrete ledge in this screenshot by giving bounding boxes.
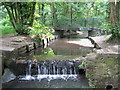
[1,35,58,76]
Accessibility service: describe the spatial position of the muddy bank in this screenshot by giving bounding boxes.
[85,53,119,88]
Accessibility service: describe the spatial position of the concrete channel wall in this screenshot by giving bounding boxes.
[1,35,58,77]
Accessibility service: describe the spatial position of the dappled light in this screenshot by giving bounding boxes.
[0,1,119,89]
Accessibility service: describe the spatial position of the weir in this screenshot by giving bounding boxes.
[18,60,84,81]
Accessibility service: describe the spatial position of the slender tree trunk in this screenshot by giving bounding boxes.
[70,4,72,26]
[116,1,120,23]
[30,2,36,26]
[4,5,17,30]
[41,3,45,24]
[50,3,57,27]
[2,2,36,35]
[85,10,89,27]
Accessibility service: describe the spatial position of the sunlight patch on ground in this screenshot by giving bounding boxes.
[97,45,119,54]
[66,39,94,48]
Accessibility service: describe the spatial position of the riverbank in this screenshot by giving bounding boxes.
[85,35,119,89]
[0,34,41,52]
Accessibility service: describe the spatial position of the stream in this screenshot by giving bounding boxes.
[2,34,94,88]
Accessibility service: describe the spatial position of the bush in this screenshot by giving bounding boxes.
[29,20,54,42]
[107,23,120,43]
[110,23,120,37]
[0,18,16,35]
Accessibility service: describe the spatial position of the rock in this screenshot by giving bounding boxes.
[9,61,27,76]
[2,68,16,83]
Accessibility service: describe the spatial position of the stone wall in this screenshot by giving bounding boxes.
[1,36,58,76]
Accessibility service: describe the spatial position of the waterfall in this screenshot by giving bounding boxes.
[19,60,82,81]
[57,65,59,75]
[53,64,56,74]
[70,65,72,74]
[74,66,76,74]
[26,63,32,76]
[20,61,35,80]
[33,61,78,75]
[37,64,41,81]
[37,64,41,75]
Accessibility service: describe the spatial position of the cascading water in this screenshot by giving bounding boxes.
[21,61,35,80]
[19,60,79,81]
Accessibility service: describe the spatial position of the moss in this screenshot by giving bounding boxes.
[32,55,81,61]
[85,54,119,88]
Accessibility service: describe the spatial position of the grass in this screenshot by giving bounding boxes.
[0,25,16,36]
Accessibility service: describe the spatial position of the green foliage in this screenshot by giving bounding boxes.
[43,49,55,56]
[2,2,36,35]
[0,18,16,35]
[29,20,54,42]
[78,61,85,68]
[36,2,109,31]
[107,23,120,43]
[0,26,16,35]
[2,1,118,38]
[109,23,120,37]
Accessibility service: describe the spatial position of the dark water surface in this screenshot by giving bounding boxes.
[3,74,89,88]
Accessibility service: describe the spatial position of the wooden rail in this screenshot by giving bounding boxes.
[54,27,104,31]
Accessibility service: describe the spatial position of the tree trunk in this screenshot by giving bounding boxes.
[50,3,57,27]
[41,3,45,24]
[109,2,118,24]
[29,2,36,26]
[2,2,36,35]
[108,1,120,42]
[70,4,72,26]
[116,1,120,23]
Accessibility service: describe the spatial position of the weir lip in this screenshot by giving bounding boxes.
[14,60,86,82]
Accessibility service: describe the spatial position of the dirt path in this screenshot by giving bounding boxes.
[90,35,119,54]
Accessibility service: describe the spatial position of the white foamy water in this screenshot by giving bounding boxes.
[19,74,78,81]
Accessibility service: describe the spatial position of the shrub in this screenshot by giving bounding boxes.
[29,20,54,43]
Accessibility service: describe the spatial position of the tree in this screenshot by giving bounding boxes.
[2,2,36,35]
[50,3,57,27]
[109,1,120,40]
[109,1,119,24]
